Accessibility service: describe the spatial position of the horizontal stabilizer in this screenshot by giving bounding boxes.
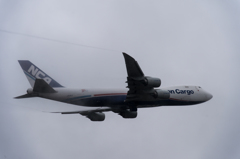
[33,79,56,93]
[14,93,37,99]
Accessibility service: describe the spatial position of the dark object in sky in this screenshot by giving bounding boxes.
[15,53,212,121]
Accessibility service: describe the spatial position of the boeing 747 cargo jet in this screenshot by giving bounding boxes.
[15,53,212,121]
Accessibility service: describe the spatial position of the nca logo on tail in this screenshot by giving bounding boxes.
[28,65,52,84]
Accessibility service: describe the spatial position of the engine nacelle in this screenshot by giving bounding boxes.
[119,110,137,118]
[87,112,105,121]
[153,89,170,99]
[143,77,161,88]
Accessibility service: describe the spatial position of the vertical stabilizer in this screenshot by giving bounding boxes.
[18,60,63,88]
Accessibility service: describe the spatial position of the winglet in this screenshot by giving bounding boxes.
[122,52,144,79]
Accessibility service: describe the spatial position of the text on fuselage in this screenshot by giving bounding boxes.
[168,89,194,95]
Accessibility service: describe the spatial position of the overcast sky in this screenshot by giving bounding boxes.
[0,0,240,159]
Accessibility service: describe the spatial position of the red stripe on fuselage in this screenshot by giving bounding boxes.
[94,93,127,97]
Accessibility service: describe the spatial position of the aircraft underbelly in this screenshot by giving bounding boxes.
[40,92,203,108]
[67,95,127,107]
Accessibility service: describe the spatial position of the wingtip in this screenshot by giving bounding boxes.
[122,52,131,58]
[122,52,127,55]
[18,60,29,62]
[122,52,135,61]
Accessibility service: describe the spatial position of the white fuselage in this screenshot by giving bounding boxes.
[38,85,212,108]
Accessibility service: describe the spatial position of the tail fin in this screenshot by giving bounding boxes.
[18,60,63,88]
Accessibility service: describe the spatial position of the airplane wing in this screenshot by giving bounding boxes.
[51,107,112,115]
[122,52,162,105]
[51,107,113,121]
[51,53,167,121]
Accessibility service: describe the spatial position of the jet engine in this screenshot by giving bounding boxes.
[143,77,161,87]
[86,112,105,121]
[153,89,170,99]
[119,110,137,118]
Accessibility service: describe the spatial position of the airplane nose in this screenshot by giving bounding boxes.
[206,92,213,101]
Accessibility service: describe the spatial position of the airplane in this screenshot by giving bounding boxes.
[15,53,213,121]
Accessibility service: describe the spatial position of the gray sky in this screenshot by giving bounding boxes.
[0,0,240,159]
